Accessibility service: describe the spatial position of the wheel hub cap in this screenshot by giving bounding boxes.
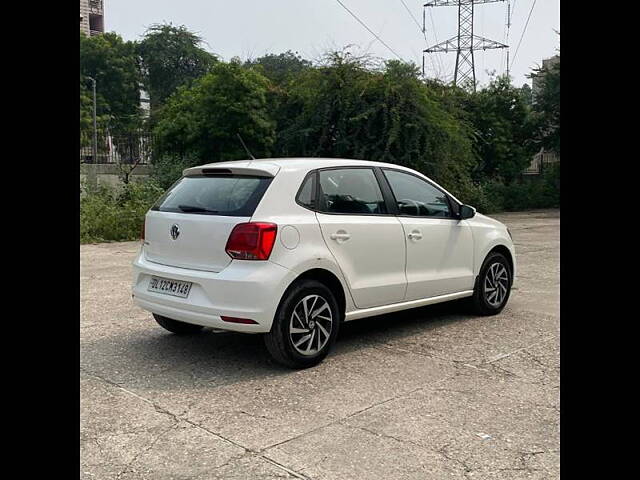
[484,262,509,308]
[289,294,333,356]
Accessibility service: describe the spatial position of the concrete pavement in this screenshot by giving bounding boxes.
[80,209,560,479]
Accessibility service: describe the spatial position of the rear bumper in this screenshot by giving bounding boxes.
[132,250,296,333]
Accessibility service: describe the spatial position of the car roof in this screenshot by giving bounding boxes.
[183,157,463,205]
[191,157,415,173]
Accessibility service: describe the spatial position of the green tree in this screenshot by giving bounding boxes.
[79,32,141,131]
[153,61,276,162]
[245,51,312,85]
[519,83,533,106]
[531,56,560,155]
[273,52,476,197]
[137,24,217,110]
[461,75,535,182]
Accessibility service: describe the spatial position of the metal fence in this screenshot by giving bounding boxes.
[80,130,153,165]
[523,149,559,175]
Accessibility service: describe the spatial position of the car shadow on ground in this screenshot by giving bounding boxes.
[82,299,476,388]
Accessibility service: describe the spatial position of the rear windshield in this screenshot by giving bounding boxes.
[152,175,273,216]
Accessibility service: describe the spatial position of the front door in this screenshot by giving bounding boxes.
[382,168,475,300]
[315,167,407,309]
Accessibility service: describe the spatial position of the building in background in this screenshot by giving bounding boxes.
[531,55,559,102]
[140,90,151,118]
[523,54,560,175]
[80,0,104,36]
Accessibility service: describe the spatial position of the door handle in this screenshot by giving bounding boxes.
[408,231,423,240]
[330,232,351,241]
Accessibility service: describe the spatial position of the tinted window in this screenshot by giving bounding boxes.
[318,168,387,214]
[383,170,451,218]
[152,175,272,216]
[296,173,315,209]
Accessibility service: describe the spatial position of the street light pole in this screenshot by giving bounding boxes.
[87,76,97,163]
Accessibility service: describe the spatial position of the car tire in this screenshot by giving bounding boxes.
[264,280,340,369]
[153,314,204,334]
[471,252,512,316]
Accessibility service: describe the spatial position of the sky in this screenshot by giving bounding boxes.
[105,0,559,88]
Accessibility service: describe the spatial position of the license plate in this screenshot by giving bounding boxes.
[148,276,193,298]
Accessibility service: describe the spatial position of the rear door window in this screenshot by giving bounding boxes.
[152,175,272,216]
[318,168,387,214]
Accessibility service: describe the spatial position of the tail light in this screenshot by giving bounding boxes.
[225,222,277,260]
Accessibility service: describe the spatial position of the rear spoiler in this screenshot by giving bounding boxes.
[183,162,279,178]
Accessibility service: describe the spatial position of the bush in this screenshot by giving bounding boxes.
[457,181,504,214]
[466,164,560,214]
[80,180,164,243]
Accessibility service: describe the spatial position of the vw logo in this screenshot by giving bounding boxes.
[170,224,180,240]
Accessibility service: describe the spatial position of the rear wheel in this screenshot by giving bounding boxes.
[264,280,340,369]
[153,314,204,334]
[471,252,512,315]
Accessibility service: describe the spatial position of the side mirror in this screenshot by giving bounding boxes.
[459,204,476,220]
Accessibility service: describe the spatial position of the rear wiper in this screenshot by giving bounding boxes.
[177,205,219,213]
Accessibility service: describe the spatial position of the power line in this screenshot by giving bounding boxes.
[399,0,423,32]
[418,4,446,78]
[428,7,445,74]
[397,0,438,77]
[334,0,404,61]
[510,0,537,69]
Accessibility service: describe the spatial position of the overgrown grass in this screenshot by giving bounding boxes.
[80,180,164,244]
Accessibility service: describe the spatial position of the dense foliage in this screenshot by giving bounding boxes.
[245,50,312,85]
[270,54,478,201]
[153,61,276,162]
[460,76,536,183]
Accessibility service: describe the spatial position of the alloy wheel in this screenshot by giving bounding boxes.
[484,262,510,308]
[289,294,333,356]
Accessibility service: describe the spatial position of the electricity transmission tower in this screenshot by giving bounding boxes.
[423,1,508,91]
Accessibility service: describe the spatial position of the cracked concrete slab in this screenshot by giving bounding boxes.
[80,371,177,480]
[266,422,468,480]
[81,209,559,479]
[174,345,458,451]
[339,367,558,478]
[117,421,247,480]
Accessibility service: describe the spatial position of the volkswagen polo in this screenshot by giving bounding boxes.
[132,158,515,368]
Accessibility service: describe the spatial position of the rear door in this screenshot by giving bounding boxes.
[314,167,406,309]
[381,168,474,300]
[144,172,273,272]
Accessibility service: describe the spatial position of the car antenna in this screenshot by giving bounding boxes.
[236,133,256,161]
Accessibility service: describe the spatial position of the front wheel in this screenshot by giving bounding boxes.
[471,252,512,315]
[264,280,340,369]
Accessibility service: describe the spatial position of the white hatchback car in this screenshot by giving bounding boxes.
[133,158,515,368]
